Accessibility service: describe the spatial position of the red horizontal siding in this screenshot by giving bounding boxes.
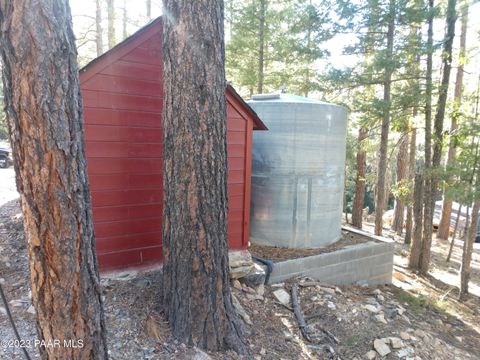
[227,115,246,131]
[92,204,162,222]
[100,60,162,82]
[83,107,161,128]
[86,142,162,158]
[82,90,162,112]
[98,250,142,271]
[96,232,161,254]
[229,195,244,211]
[82,74,162,97]
[228,183,244,197]
[228,170,245,184]
[89,174,162,190]
[85,125,163,143]
[228,144,245,158]
[123,46,162,66]
[227,131,246,145]
[92,189,162,207]
[95,217,162,238]
[229,157,245,171]
[88,158,162,175]
[140,246,163,264]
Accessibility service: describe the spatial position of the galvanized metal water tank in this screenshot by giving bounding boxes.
[248,93,347,248]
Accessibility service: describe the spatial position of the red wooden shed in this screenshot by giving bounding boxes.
[79,17,267,272]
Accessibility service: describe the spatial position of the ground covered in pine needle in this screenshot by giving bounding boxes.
[1,193,480,359]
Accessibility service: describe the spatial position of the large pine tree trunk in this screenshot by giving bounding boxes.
[374,0,395,236]
[392,134,408,234]
[162,0,246,353]
[404,125,417,244]
[409,173,424,269]
[0,1,108,359]
[107,0,115,48]
[420,0,457,274]
[95,0,103,56]
[438,0,468,240]
[352,127,368,228]
[460,198,480,300]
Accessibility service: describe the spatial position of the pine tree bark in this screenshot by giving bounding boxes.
[404,24,420,245]
[460,198,480,300]
[409,173,424,269]
[162,0,246,353]
[420,0,457,274]
[446,204,462,262]
[107,0,115,49]
[257,0,266,94]
[392,134,408,234]
[404,126,417,244]
[438,0,468,240]
[95,0,104,56]
[418,0,434,272]
[0,1,108,359]
[352,127,368,228]
[374,0,395,236]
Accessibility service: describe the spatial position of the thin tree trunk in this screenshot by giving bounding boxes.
[409,173,424,269]
[420,0,457,274]
[0,1,108,359]
[162,0,246,353]
[95,0,103,56]
[344,172,349,224]
[464,206,470,242]
[374,0,395,236]
[460,198,480,300]
[419,0,434,273]
[405,125,417,244]
[404,23,421,245]
[438,0,468,240]
[392,134,409,234]
[352,127,368,228]
[446,204,462,262]
[122,0,127,39]
[107,0,115,48]
[146,0,151,19]
[304,1,312,98]
[257,0,266,94]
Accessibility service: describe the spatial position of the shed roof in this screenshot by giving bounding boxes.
[80,17,267,131]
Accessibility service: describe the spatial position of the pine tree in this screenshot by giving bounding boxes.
[162,0,246,353]
[420,0,457,274]
[0,1,108,357]
[107,0,116,48]
[437,0,469,240]
[96,0,104,56]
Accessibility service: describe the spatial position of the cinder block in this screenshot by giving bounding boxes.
[267,239,395,285]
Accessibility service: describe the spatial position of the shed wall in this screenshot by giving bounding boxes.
[81,28,250,271]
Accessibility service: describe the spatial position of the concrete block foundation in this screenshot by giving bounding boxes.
[266,226,395,285]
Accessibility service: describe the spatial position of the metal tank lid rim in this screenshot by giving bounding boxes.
[249,92,344,107]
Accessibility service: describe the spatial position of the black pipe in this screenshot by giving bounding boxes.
[0,282,31,360]
[251,255,274,285]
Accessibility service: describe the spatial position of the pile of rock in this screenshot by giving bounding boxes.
[229,250,266,288]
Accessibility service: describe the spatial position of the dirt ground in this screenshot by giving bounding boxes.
[1,184,480,359]
[250,231,369,262]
